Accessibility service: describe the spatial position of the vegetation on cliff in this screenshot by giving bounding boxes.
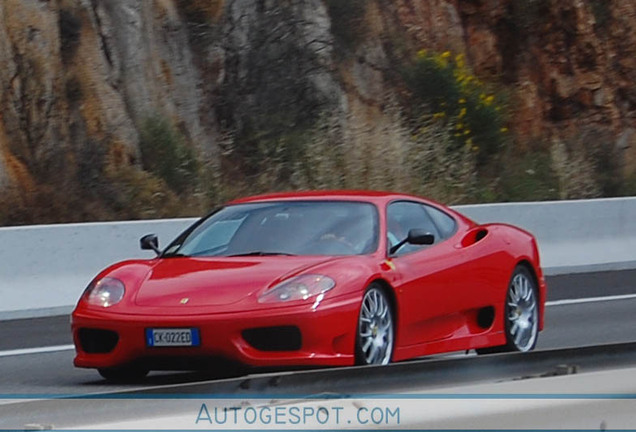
[0,0,635,225]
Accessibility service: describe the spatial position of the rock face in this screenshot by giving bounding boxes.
[0,0,635,220]
[0,0,206,187]
[217,0,346,174]
[458,0,635,144]
[220,0,343,128]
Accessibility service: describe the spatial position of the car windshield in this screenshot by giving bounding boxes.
[164,201,379,257]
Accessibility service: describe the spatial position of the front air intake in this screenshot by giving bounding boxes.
[78,328,119,353]
[242,326,302,351]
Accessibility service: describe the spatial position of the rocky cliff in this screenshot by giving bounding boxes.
[0,0,635,224]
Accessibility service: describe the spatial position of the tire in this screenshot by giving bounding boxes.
[355,284,395,365]
[477,266,539,354]
[98,366,149,382]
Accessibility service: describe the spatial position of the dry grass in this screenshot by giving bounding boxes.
[550,138,602,199]
[244,105,479,205]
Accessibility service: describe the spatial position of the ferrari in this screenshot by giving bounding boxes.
[72,191,546,381]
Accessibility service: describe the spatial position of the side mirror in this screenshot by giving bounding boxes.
[140,234,160,255]
[407,229,435,246]
[389,229,435,255]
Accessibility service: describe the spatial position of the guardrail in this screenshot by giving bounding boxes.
[3,342,636,429]
[1,197,635,319]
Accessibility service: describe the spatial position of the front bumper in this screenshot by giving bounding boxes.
[72,294,360,370]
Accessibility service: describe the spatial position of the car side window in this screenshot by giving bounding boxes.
[425,205,457,241]
[387,201,441,255]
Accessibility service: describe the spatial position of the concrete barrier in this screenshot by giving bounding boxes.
[455,197,636,275]
[1,197,635,319]
[0,218,194,319]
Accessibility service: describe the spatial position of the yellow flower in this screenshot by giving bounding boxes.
[434,56,448,68]
[455,53,465,68]
[458,107,467,118]
[441,51,451,59]
[459,98,466,104]
[500,127,509,133]
[484,95,495,105]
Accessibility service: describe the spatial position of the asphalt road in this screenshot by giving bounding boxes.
[1,269,635,395]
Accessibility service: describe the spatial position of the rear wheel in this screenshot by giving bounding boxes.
[98,366,149,382]
[355,285,394,365]
[478,266,539,354]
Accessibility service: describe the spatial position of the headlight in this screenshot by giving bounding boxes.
[258,274,335,303]
[83,277,125,307]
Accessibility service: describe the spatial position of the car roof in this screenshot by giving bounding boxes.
[228,190,440,207]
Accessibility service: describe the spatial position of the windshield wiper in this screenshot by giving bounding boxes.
[226,251,296,257]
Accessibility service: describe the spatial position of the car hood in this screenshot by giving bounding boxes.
[133,256,339,308]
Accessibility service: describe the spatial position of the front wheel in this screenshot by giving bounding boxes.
[355,285,394,365]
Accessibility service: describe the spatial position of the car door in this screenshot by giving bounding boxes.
[388,201,469,347]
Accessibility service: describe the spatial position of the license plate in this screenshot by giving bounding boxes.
[146,328,200,347]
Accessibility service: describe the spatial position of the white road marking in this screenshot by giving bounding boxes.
[1,293,635,359]
[546,293,636,307]
[0,344,74,358]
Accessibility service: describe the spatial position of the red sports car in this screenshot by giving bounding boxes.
[72,191,546,381]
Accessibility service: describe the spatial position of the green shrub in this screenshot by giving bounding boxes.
[402,50,508,168]
[621,172,636,196]
[500,151,559,202]
[138,115,199,194]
